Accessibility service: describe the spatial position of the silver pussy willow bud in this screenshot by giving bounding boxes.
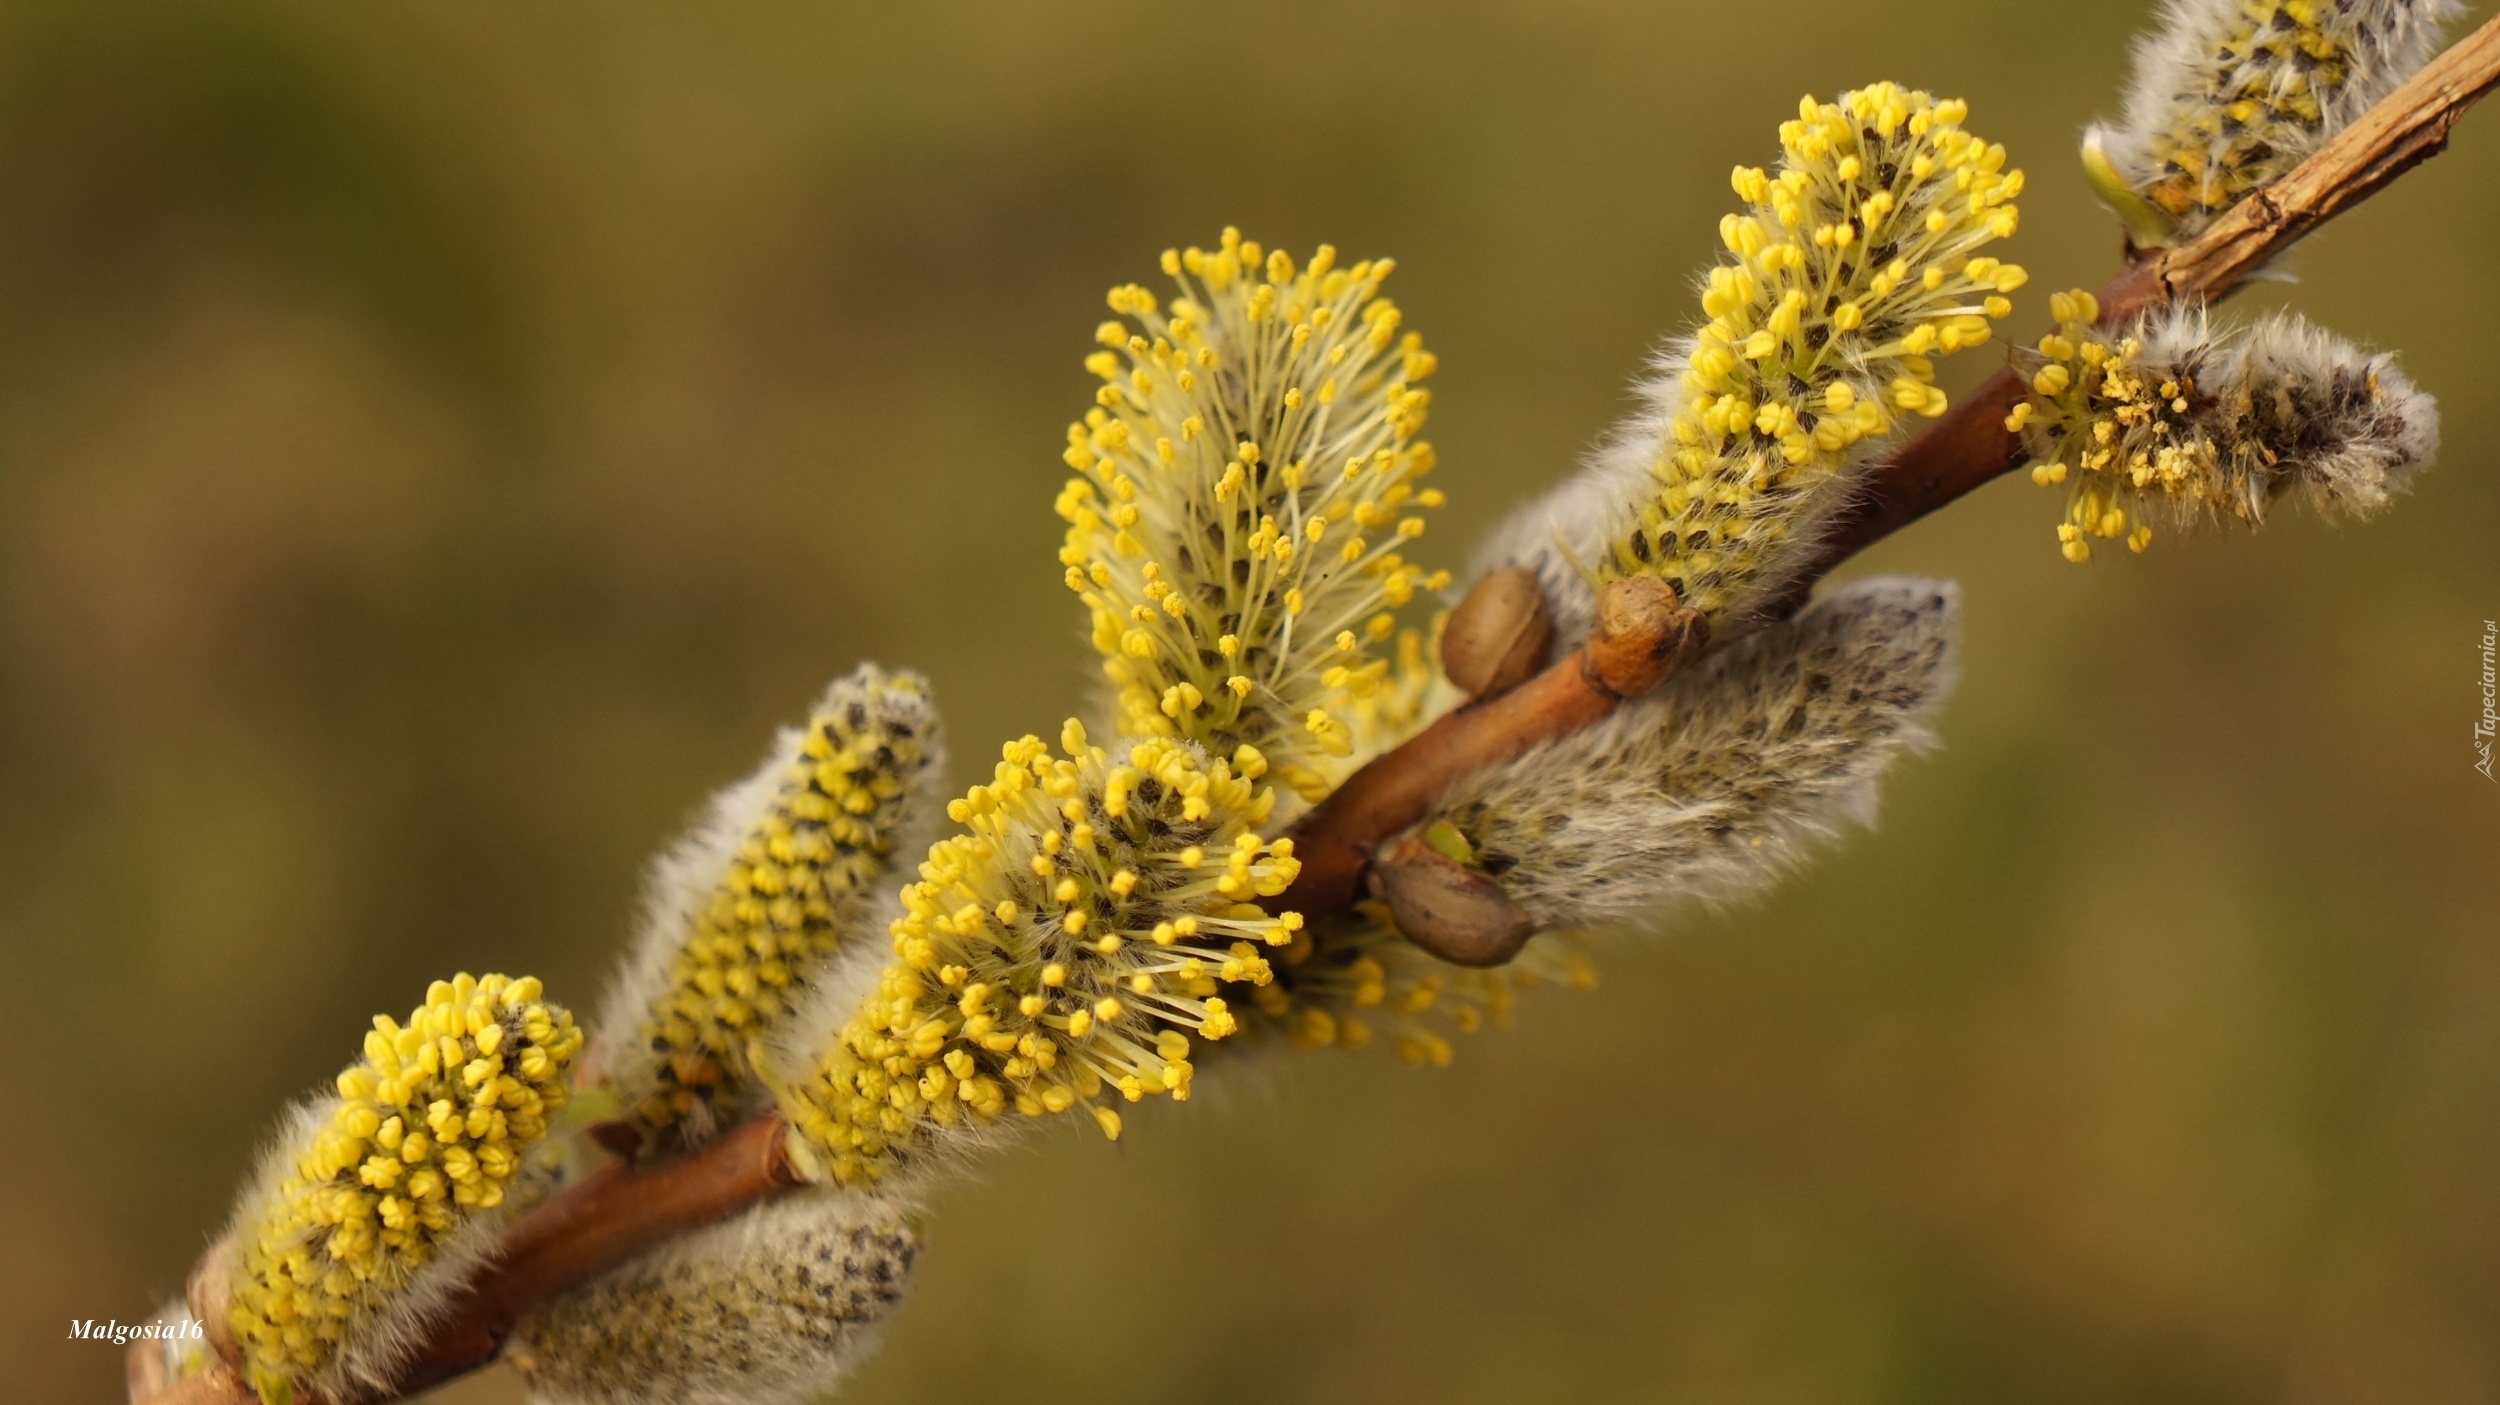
[1061,228,1453,805]
[511,1192,917,1405]
[1430,577,1960,931]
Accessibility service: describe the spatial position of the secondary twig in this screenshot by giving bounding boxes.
[1320,9,2500,840]
[1803,10,2500,572]
[130,19,2500,1403]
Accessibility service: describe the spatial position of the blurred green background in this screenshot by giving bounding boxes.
[5,1,2495,1401]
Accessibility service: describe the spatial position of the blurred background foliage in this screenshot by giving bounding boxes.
[4,1,2495,1401]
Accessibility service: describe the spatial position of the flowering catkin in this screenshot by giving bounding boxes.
[2085,0,2461,243]
[1426,578,1959,932]
[214,974,582,1405]
[510,1192,917,1405]
[2010,294,2438,560]
[1059,228,1452,802]
[590,665,943,1157]
[775,722,1302,1188]
[1472,84,2022,642]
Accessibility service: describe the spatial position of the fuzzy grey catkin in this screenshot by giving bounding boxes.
[586,664,945,1157]
[510,1191,918,1405]
[2087,0,2461,241]
[1431,577,1959,932]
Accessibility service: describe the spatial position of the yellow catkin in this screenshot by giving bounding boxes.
[224,974,582,1405]
[2018,291,2182,561]
[1059,228,1450,803]
[781,723,1302,1185]
[1617,84,2024,615]
[614,668,939,1154]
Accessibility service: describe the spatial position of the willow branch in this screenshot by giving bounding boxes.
[381,1116,803,1399]
[130,19,2500,1405]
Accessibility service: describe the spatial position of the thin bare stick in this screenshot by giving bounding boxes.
[128,20,2500,1404]
[2113,12,2500,312]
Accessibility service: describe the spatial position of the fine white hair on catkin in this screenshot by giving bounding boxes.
[210,975,583,1404]
[2090,0,2461,238]
[1463,349,1680,650]
[2234,310,2439,517]
[586,663,946,1157]
[1432,577,1960,932]
[206,1100,516,1400]
[510,1191,918,1405]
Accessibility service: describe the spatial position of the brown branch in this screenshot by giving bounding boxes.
[2110,12,2500,316]
[129,19,2500,1405]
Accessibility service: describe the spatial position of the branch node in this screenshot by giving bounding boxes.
[1585,577,1708,699]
